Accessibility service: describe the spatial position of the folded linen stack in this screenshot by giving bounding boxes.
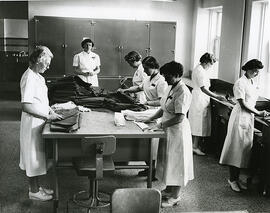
[50,108,80,132]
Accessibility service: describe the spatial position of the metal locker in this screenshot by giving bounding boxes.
[118,20,149,77]
[64,18,93,75]
[34,16,65,77]
[149,22,176,67]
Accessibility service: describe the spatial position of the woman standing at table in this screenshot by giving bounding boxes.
[124,51,147,103]
[142,61,194,207]
[189,53,226,155]
[118,56,167,106]
[73,38,101,87]
[118,56,168,177]
[20,46,62,201]
[219,59,268,192]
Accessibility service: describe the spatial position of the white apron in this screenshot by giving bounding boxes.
[219,75,258,168]
[19,68,50,177]
[132,64,147,104]
[189,64,211,136]
[156,81,194,186]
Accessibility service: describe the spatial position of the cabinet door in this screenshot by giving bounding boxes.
[91,20,121,77]
[93,20,149,77]
[64,19,93,75]
[35,17,65,77]
[119,21,149,77]
[150,22,176,67]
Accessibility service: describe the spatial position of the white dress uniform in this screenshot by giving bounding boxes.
[219,75,259,168]
[141,73,168,102]
[132,64,147,104]
[189,64,211,136]
[19,68,50,177]
[73,51,101,87]
[156,80,194,186]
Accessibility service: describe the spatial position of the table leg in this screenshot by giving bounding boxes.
[53,139,59,213]
[147,138,153,188]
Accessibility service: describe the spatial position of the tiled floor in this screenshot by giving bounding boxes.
[0,100,270,213]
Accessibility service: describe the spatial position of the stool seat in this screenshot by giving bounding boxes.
[67,136,116,213]
[73,156,115,177]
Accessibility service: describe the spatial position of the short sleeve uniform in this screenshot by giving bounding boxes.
[142,73,168,103]
[73,51,101,86]
[188,64,211,136]
[132,64,147,103]
[156,80,194,186]
[19,68,49,177]
[219,75,259,168]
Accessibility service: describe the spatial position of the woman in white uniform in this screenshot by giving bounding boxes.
[118,56,167,106]
[219,59,268,192]
[73,38,101,87]
[189,53,226,155]
[118,56,168,177]
[142,61,194,207]
[20,46,62,201]
[123,51,147,103]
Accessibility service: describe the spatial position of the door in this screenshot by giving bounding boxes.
[35,16,65,77]
[149,22,176,67]
[119,20,149,77]
[64,19,93,75]
[91,20,122,77]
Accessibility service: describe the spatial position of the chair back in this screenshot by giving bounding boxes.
[111,188,161,213]
[81,135,116,156]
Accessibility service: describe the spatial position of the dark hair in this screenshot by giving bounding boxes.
[142,56,159,69]
[242,59,264,71]
[124,51,142,63]
[200,53,216,64]
[29,45,53,65]
[160,61,183,78]
[81,38,94,48]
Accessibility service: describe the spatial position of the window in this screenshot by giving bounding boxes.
[193,7,222,79]
[207,8,222,78]
[248,1,269,98]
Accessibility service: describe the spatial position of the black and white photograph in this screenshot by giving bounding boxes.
[0,0,269,212]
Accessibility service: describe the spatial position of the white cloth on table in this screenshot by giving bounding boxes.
[219,74,259,168]
[188,64,211,136]
[156,80,194,186]
[121,108,159,121]
[73,51,100,86]
[19,68,49,177]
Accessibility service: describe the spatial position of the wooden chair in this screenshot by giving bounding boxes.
[71,136,116,212]
[111,188,161,213]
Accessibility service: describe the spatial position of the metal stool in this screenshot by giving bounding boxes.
[70,136,116,212]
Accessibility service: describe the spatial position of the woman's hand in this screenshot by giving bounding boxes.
[216,95,227,102]
[259,110,270,117]
[146,122,163,131]
[117,88,126,93]
[48,112,62,121]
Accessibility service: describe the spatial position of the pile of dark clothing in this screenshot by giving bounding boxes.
[48,76,147,112]
[50,108,80,133]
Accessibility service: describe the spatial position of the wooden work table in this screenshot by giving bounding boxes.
[42,111,166,213]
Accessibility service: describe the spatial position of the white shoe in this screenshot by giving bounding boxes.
[161,196,181,208]
[39,187,54,195]
[228,180,241,192]
[238,179,247,190]
[29,190,53,201]
[193,148,206,156]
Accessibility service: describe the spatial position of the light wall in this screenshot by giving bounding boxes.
[28,0,195,73]
[199,0,245,83]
